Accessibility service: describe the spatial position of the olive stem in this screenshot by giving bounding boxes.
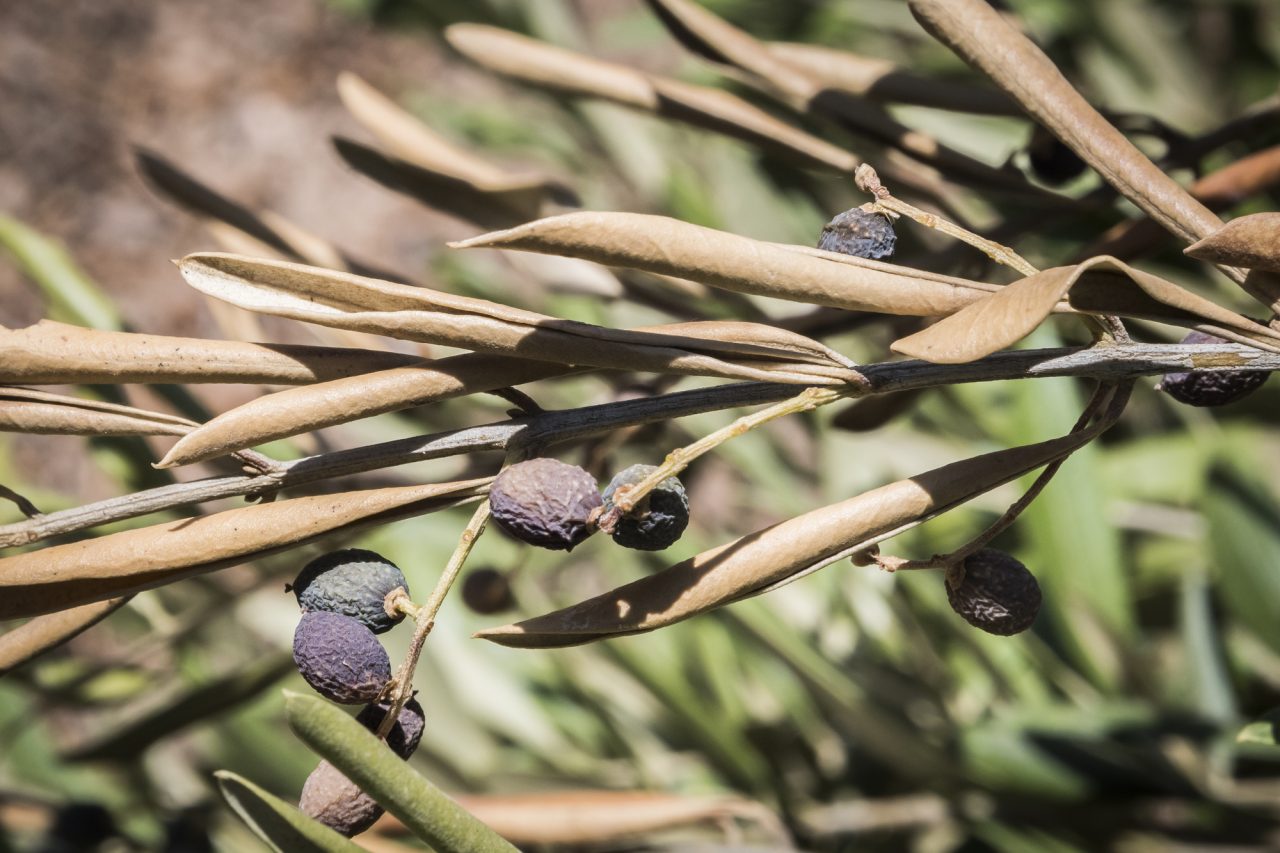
[376,499,491,739]
[609,386,852,517]
[855,163,1040,278]
[874,380,1133,572]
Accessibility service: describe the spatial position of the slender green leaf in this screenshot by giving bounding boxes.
[215,770,363,853]
[284,691,517,853]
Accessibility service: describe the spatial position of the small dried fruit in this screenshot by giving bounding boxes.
[602,464,690,551]
[946,549,1041,636]
[817,206,896,260]
[292,612,391,704]
[1158,330,1269,407]
[1026,124,1086,185]
[290,548,409,634]
[461,567,515,614]
[299,760,382,837]
[488,458,602,551]
[356,697,426,760]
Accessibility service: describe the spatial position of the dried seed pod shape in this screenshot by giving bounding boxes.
[946,549,1041,636]
[290,548,409,634]
[299,760,382,837]
[817,206,896,260]
[461,567,516,615]
[488,458,602,551]
[602,464,690,551]
[292,612,391,704]
[1158,330,1269,407]
[355,697,426,760]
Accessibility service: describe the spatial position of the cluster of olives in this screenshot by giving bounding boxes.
[286,549,422,836]
[487,458,690,553]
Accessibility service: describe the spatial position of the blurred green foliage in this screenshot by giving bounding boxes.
[2,0,1280,851]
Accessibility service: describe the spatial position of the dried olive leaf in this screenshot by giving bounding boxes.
[337,71,572,205]
[0,319,419,385]
[0,597,130,676]
[425,791,782,846]
[217,771,364,853]
[0,387,195,436]
[905,0,1280,308]
[0,479,490,620]
[764,41,1018,116]
[892,256,1280,363]
[450,211,1013,316]
[176,252,856,386]
[1185,213,1280,273]
[157,320,848,469]
[644,0,1037,195]
[477,431,1092,647]
[443,24,859,174]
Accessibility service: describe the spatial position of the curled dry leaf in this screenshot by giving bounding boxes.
[477,430,1095,647]
[0,597,130,676]
[158,319,851,469]
[451,211,1020,316]
[1185,213,1280,274]
[891,255,1280,364]
[443,24,860,174]
[0,479,490,621]
[381,791,787,846]
[176,252,858,386]
[0,319,420,385]
[0,387,195,436]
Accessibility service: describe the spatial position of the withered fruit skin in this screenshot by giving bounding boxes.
[461,567,515,615]
[489,458,602,551]
[602,463,690,551]
[356,697,425,760]
[291,548,409,634]
[817,207,896,260]
[946,549,1041,636]
[299,760,382,837]
[292,612,391,704]
[1158,330,1269,407]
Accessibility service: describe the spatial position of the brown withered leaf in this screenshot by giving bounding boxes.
[904,0,1280,307]
[337,71,575,209]
[1185,213,1280,273]
[0,319,420,385]
[397,791,786,846]
[892,256,1280,364]
[158,355,571,468]
[0,387,195,436]
[0,597,130,676]
[157,319,850,469]
[0,479,490,620]
[176,252,857,386]
[443,24,859,174]
[478,431,1093,647]
[450,211,1012,315]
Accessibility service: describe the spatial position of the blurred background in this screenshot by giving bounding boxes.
[2,0,1280,850]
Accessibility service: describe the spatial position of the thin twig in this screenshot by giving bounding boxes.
[376,499,491,739]
[604,386,850,518]
[0,485,41,519]
[855,164,1040,277]
[2,342,1275,549]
